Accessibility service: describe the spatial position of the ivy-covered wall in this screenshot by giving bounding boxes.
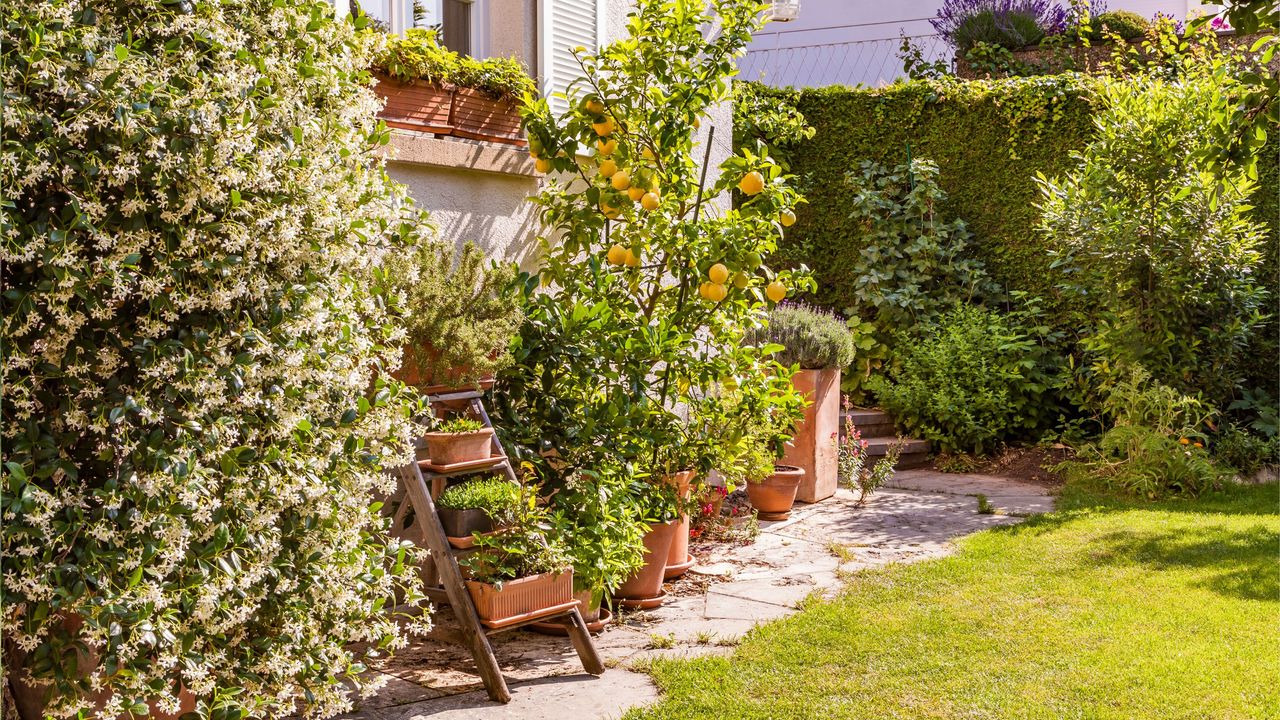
[742,76,1279,317]
[741,76,1278,395]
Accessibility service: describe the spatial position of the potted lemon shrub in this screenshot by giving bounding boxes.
[746,303,856,503]
[496,0,812,609]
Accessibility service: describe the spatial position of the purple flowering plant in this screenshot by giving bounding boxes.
[932,0,1071,50]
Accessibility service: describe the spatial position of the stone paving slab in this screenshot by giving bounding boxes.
[341,473,1056,720]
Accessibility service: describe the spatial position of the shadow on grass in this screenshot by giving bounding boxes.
[1088,524,1280,602]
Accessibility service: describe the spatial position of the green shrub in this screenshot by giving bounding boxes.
[459,494,569,585]
[437,477,522,520]
[376,28,535,100]
[1039,70,1269,412]
[953,9,1048,50]
[433,416,486,433]
[1062,367,1225,498]
[2,1,429,716]
[869,304,1063,454]
[1079,10,1150,41]
[747,303,856,370]
[1212,424,1279,478]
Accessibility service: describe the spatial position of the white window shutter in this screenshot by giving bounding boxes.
[540,0,602,116]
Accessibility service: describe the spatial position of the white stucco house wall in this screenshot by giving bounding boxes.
[742,0,1222,88]
[336,0,730,268]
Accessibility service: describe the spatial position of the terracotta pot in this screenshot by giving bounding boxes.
[422,427,494,465]
[7,614,197,720]
[781,368,842,503]
[465,570,573,629]
[451,86,525,145]
[614,519,678,602]
[662,470,695,574]
[393,345,494,395]
[746,465,805,520]
[374,74,455,134]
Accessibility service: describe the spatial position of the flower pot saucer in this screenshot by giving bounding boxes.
[663,553,697,580]
[616,589,667,610]
[756,510,792,521]
[527,607,613,636]
[447,535,475,549]
[418,453,507,475]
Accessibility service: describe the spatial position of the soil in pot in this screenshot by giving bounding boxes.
[746,465,805,521]
[614,519,679,606]
[423,427,494,465]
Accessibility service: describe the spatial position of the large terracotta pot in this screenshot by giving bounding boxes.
[781,368,842,503]
[746,465,805,521]
[662,470,696,578]
[614,519,679,607]
[393,346,495,395]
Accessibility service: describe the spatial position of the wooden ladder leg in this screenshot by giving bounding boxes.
[562,607,606,676]
[397,464,513,703]
[471,397,521,485]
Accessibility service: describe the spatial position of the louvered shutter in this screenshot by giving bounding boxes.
[540,0,601,116]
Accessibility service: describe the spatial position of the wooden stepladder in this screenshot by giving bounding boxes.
[387,388,604,703]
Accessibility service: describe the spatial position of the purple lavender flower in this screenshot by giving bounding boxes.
[932,0,1071,50]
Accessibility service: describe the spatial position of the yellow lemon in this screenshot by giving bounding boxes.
[766,280,786,303]
[733,271,750,289]
[611,170,631,191]
[625,248,641,267]
[697,281,712,300]
[779,209,796,227]
[607,244,628,266]
[585,97,606,115]
[704,282,728,302]
[693,117,701,129]
[592,117,615,136]
[743,251,762,270]
[535,157,552,173]
[642,146,656,162]
[597,138,617,155]
[708,263,730,285]
[641,192,660,211]
[627,186,647,202]
[738,171,765,195]
[601,202,620,219]
[598,158,618,178]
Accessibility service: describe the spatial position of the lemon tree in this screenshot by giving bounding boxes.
[495,0,810,590]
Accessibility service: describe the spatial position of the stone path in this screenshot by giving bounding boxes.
[342,470,1055,720]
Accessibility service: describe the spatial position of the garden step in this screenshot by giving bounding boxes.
[863,436,931,470]
[842,409,896,438]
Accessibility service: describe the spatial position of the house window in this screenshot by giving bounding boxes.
[539,0,602,116]
[356,0,473,54]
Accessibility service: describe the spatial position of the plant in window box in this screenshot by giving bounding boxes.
[422,416,494,465]
[435,476,522,548]
[745,303,855,503]
[389,240,522,393]
[459,498,573,628]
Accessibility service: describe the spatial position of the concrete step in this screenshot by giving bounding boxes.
[863,436,931,470]
[841,409,896,438]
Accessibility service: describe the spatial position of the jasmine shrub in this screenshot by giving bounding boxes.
[1,1,435,717]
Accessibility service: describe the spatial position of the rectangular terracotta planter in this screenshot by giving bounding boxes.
[781,367,841,503]
[465,570,574,628]
[374,73,454,134]
[422,427,494,465]
[451,86,525,145]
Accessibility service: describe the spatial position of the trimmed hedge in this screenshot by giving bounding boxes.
[740,76,1278,394]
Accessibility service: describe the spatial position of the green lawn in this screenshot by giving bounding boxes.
[629,482,1280,720]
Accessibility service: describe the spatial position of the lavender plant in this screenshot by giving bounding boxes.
[932,0,1071,50]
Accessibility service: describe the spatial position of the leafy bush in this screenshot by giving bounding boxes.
[747,303,855,370]
[932,0,1070,50]
[1077,10,1150,41]
[432,417,487,434]
[1039,70,1269,412]
[869,304,1063,454]
[460,494,569,586]
[1,1,430,717]
[1062,367,1225,498]
[437,477,522,521]
[1212,423,1279,478]
[376,28,535,100]
[391,241,522,388]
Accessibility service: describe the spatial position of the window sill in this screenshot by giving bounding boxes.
[382,131,538,178]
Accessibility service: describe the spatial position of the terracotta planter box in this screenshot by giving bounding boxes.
[465,570,573,628]
[746,465,804,521]
[423,427,494,465]
[451,86,525,145]
[374,73,454,134]
[781,367,841,503]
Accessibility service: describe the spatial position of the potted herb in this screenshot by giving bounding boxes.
[390,240,522,393]
[746,303,855,504]
[435,476,521,547]
[423,416,494,465]
[459,499,573,628]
